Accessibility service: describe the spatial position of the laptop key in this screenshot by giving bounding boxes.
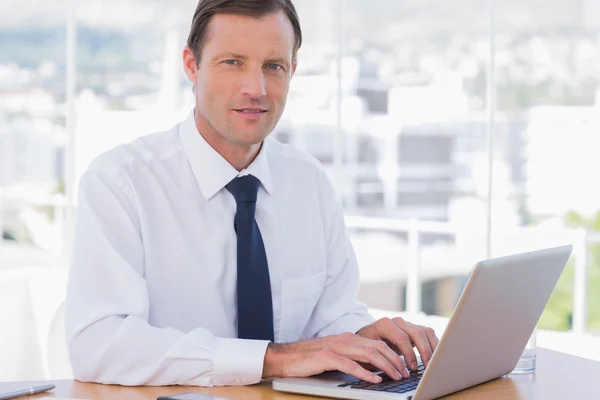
[339,363,425,391]
[348,376,422,393]
[385,385,413,393]
[385,386,412,393]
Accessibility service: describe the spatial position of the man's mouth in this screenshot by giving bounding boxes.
[234,108,267,114]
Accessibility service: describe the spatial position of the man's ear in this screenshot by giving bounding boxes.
[182,46,199,84]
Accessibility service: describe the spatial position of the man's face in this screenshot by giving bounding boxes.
[185,11,297,147]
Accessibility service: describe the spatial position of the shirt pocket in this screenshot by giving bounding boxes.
[278,271,326,343]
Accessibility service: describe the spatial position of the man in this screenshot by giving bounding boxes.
[65,0,439,387]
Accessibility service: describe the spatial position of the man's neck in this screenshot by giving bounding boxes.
[194,109,262,172]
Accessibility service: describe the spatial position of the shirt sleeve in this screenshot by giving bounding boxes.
[65,167,269,387]
[302,168,376,338]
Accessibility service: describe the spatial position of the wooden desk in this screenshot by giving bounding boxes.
[2,348,599,399]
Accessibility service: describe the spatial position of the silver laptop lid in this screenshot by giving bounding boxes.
[413,244,572,400]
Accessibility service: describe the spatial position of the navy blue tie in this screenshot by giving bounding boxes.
[226,175,274,342]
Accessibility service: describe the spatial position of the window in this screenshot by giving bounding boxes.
[1,0,599,381]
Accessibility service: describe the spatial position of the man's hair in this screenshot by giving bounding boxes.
[187,0,302,65]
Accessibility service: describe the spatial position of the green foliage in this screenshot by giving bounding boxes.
[538,210,600,335]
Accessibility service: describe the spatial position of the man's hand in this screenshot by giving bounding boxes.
[356,317,439,370]
[262,332,411,384]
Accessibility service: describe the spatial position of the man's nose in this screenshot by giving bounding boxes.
[240,68,267,99]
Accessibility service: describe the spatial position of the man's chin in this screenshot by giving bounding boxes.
[232,130,272,146]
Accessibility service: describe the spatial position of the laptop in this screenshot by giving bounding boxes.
[273,244,573,400]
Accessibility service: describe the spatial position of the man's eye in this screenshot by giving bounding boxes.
[224,60,238,65]
[267,64,282,70]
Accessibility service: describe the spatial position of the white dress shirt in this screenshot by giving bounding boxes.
[65,110,375,387]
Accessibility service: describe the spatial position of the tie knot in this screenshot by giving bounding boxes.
[226,175,260,204]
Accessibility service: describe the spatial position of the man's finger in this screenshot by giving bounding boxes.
[376,318,418,371]
[348,344,403,380]
[418,325,439,353]
[370,340,410,378]
[393,318,433,367]
[328,354,382,384]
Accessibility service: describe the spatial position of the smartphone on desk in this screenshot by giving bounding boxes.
[157,393,232,400]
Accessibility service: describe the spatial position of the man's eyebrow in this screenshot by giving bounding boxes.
[213,52,249,60]
[266,57,290,65]
[211,53,292,68]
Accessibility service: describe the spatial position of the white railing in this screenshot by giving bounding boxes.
[345,215,599,335]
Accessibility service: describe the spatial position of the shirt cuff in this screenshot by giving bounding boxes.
[212,338,270,386]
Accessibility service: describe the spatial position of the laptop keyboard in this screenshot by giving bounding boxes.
[338,363,425,394]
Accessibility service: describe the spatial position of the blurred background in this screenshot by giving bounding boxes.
[1,0,600,381]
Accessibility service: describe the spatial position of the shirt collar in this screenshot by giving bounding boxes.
[179,110,273,200]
